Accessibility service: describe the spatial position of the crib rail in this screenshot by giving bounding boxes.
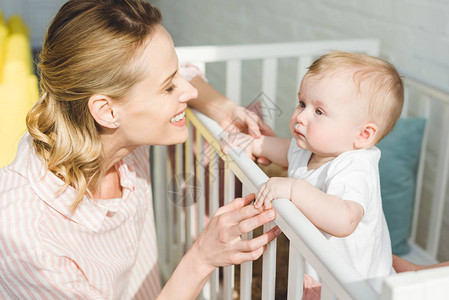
[153,108,379,300]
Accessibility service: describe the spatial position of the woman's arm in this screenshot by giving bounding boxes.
[157,194,281,300]
[221,132,290,167]
[187,75,275,139]
[393,255,449,272]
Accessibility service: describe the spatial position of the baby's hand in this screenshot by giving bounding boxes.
[256,177,295,209]
[220,131,256,159]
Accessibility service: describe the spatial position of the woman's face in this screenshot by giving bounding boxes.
[114,25,198,147]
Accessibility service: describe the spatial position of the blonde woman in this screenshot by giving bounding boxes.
[0,1,279,299]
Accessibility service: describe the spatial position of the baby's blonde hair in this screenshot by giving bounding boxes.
[26,0,161,212]
[306,51,404,143]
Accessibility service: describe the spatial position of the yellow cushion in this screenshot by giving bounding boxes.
[0,14,38,167]
[0,83,30,167]
[4,34,32,76]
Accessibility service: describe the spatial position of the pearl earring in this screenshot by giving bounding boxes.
[114,121,119,127]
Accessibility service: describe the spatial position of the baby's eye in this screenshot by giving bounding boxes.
[315,108,324,115]
[299,101,306,108]
[165,84,176,94]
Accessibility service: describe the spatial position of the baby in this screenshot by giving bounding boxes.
[224,51,403,292]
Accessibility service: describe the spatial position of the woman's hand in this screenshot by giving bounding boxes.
[158,193,280,300]
[220,131,257,161]
[186,74,275,165]
[220,105,276,166]
[193,193,281,272]
[220,105,275,140]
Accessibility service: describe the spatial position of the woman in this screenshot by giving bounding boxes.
[0,1,279,299]
[393,255,449,272]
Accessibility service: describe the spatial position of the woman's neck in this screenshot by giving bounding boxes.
[94,133,136,199]
[93,166,123,199]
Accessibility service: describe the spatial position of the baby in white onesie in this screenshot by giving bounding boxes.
[222,51,404,293]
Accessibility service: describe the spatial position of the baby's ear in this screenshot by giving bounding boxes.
[354,123,378,149]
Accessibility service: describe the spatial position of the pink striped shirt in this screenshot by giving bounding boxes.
[0,134,161,299]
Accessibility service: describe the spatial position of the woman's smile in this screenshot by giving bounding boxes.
[170,110,186,126]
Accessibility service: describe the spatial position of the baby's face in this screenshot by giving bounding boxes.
[289,72,367,158]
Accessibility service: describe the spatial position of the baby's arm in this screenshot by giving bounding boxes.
[252,135,290,167]
[257,178,364,237]
[222,132,290,167]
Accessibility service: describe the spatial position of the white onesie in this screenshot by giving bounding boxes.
[287,138,393,292]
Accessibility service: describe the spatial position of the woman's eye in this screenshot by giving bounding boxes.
[165,85,176,93]
[299,101,306,108]
[315,108,323,115]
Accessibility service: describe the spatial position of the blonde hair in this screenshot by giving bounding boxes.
[306,51,404,142]
[26,0,161,212]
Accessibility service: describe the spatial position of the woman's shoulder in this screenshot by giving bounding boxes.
[0,134,49,252]
[0,182,46,260]
[0,135,37,204]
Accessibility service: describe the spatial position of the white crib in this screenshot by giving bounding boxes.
[151,40,449,299]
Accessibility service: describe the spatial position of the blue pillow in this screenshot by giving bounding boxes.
[377,118,426,255]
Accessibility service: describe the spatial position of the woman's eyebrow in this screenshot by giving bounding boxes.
[160,70,177,87]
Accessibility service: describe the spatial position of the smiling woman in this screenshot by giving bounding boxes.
[0,1,279,299]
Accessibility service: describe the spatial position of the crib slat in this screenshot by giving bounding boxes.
[261,220,277,300]
[261,58,278,130]
[185,122,195,249]
[297,56,313,91]
[240,184,254,300]
[226,60,242,105]
[175,143,185,265]
[410,96,431,243]
[320,284,336,300]
[191,61,206,76]
[287,243,304,300]
[223,161,235,300]
[239,232,253,300]
[165,147,175,277]
[208,147,220,300]
[427,104,449,257]
[196,132,206,235]
[402,87,410,118]
[152,146,170,280]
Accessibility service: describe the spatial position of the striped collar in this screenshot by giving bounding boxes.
[24,135,136,232]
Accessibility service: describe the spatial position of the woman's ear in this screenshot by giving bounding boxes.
[354,123,378,149]
[88,94,119,129]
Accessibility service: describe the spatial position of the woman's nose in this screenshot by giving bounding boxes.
[179,79,198,103]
